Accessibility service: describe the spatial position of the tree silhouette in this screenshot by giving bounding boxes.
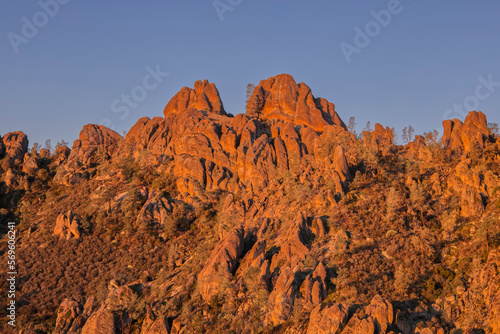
[363,121,372,133]
[245,83,255,104]
[348,117,356,135]
[402,125,415,144]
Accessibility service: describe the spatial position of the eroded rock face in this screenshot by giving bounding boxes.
[299,262,328,310]
[53,297,82,334]
[363,123,393,153]
[71,124,123,164]
[54,211,82,239]
[22,154,39,176]
[164,79,226,116]
[81,305,131,334]
[306,303,348,334]
[198,227,245,302]
[442,111,490,152]
[54,124,122,185]
[365,294,394,333]
[267,265,300,326]
[123,74,354,197]
[137,190,173,226]
[2,131,28,162]
[407,135,432,161]
[140,308,170,334]
[246,74,345,131]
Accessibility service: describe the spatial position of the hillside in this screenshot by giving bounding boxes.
[1,74,500,334]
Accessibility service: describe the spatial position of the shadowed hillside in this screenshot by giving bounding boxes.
[1,74,500,333]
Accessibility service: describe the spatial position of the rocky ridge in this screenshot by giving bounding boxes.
[0,74,499,333]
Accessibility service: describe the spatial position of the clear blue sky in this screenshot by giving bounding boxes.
[1,0,499,147]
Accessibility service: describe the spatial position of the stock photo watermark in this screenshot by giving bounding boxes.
[6,222,17,327]
[7,0,72,54]
[443,74,500,120]
[213,0,243,22]
[100,65,169,132]
[340,0,413,64]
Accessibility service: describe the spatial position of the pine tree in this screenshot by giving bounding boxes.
[348,117,356,136]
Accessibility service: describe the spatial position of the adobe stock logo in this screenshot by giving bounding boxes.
[340,0,412,64]
[213,0,243,21]
[7,0,71,54]
[443,74,500,120]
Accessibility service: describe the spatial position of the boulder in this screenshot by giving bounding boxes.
[53,297,82,334]
[2,131,29,162]
[365,294,394,333]
[140,308,170,334]
[22,154,39,176]
[54,211,82,239]
[334,146,349,181]
[306,303,348,334]
[81,305,131,334]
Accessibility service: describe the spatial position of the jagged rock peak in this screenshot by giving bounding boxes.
[442,110,490,152]
[246,73,345,132]
[163,79,226,116]
[0,131,29,162]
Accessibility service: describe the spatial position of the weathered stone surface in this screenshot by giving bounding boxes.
[54,211,82,239]
[299,262,328,310]
[306,303,348,334]
[22,154,38,176]
[363,123,393,153]
[365,294,394,333]
[407,135,432,161]
[267,265,299,326]
[53,145,71,166]
[54,297,82,334]
[164,79,226,116]
[334,146,349,181]
[71,124,123,164]
[140,308,170,334]
[270,213,312,272]
[2,131,28,162]
[68,296,98,333]
[246,74,345,131]
[81,305,131,334]
[54,125,122,186]
[3,168,17,187]
[198,227,245,302]
[137,190,173,226]
[442,111,490,152]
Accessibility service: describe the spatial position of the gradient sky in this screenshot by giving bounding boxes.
[1,0,499,147]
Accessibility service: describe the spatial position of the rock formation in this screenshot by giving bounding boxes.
[198,227,245,302]
[246,73,345,131]
[54,211,82,239]
[2,74,500,333]
[442,111,490,152]
[1,131,28,162]
[164,79,226,116]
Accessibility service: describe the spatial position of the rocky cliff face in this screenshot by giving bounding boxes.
[247,73,345,131]
[442,111,491,152]
[164,79,226,116]
[1,74,499,334]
